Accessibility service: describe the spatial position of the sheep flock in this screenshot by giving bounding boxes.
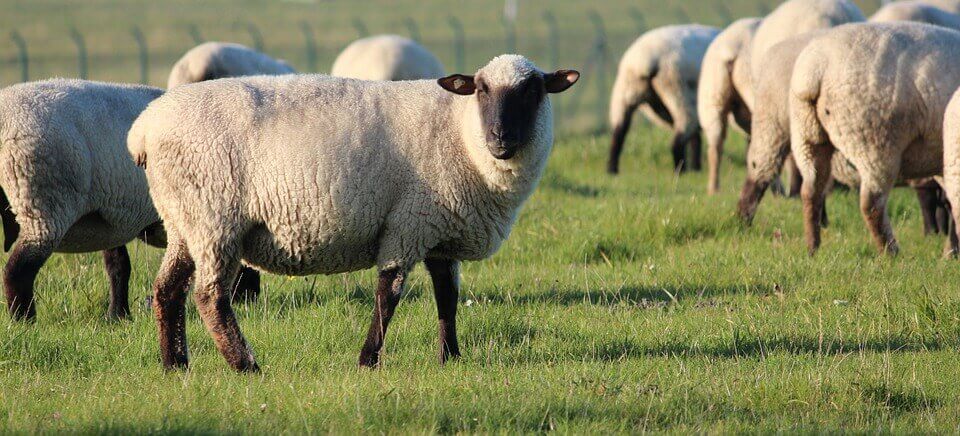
[7,0,960,376]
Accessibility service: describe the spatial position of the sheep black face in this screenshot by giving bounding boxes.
[439,68,579,160]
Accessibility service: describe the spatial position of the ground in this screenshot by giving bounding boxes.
[2,124,960,432]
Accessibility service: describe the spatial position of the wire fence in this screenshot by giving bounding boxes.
[0,0,886,133]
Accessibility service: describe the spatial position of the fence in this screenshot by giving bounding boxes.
[0,0,886,134]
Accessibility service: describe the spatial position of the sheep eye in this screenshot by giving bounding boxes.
[478,83,488,94]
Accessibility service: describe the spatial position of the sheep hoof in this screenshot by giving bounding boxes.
[358,352,381,369]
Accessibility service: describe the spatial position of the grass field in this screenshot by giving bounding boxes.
[3,122,960,432]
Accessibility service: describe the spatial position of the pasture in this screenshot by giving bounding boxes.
[3,0,960,433]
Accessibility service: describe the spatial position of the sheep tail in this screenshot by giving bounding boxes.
[0,188,19,252]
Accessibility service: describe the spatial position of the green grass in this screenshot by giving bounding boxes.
[3,123,960,433]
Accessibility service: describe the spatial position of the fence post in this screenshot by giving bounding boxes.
[352,18,368,39]
[447,16,465,73]
[240,22,264,52]
[542,11,561,122]
[188,24,204,45]
[10,30,27,83]
[131,26,148,85]
[404,17,420,42]
[502,17,516,53]
[299,21,317,72]
[69,28,87,79]
[628,7,647,34]
[589,11,608,131]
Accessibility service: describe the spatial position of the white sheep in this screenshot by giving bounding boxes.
[916,0,960,14]
[0,79,261,321]
[698,17,761,194]
[750,0,865,83]
[871,1,960,29]
[128,55,579,372]
[790,22,960,255]
[167,42,295,88]
[608,24,720,174]
[330,34,445,81]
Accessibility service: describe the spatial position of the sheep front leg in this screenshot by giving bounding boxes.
[103,245,131,320]
[359,267,408,368]
[688,131,703,172]
[4,242,53,321]
[607,104,638,175]
[671,133,687,173]
[425,258,461,363]
[193,248,258,372]
[860,179,899,256]
[153,240,194,370]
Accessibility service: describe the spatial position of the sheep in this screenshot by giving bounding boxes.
[871,1,960,29]
[330,34,445,81]
[607,24,720,174]
[698,17,761,194]
[750,0,865,83]
[0,79,261,322]
[917,0,960,14]
[128,55,579,372]
[167,42,295,88]
[790,22,960,255]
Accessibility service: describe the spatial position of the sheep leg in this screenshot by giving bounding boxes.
[359,267,407,368]
[915,184,941,235]
[688,132,703,172]
[153,240,194,370]
[102,245,131,320]
[4,242,52,321]
[193,249,258,372]
[607,104,638,175]
[943,200,958,258]
[671,133,687,173]
[706,122,728,195]
[737,178,770,225]
[800,148,833,256]
[425,258,461,364]
[230,266,261,302]
[785,155,803,198]
[860,181,899,256]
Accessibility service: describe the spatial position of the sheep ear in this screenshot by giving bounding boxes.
[438,74,476,95]
[544,70,580,94]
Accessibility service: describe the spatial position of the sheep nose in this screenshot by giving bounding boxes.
[489,129,503,140]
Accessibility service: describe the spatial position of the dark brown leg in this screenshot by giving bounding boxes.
[786,157,803,198]
[737,178,770,225]
[4,243,52,321]
[607,105,637,175]
[103,245,131,320]
[153,241,194,370]
[230,266,261,302]
[359,268,407,368]
[688,132,702,172]
[425,258,461,363]
[915,185,941,235]
[193,253,259,372]
[860,186,899,255]
[801,148,834,256]
[671,134,687,173]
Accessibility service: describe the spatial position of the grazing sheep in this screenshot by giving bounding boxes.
[330,34,445,81]
[129,55,579,372]
[698,17,762,194]
[871,1,960,29]
[917,0,960,14]
[750,0,865,83]
[0,79,261,322]
[167,42,295,88]
[790,22,960,255]
[608,24,720,174]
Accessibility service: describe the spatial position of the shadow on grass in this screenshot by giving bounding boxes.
[540,172,604,198]
[470,283,760,307]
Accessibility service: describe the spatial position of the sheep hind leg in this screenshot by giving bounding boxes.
[785,155,803,198]
[425,258,461,364]
[4,241,53,321]
[671,134,687,173]
[153,239,194,370]
[688,131,703,172]
[359,267,408,368]
[860,180,899,256]
[103,245,131,320]
[192,243,258,372]
[799,147,833,256]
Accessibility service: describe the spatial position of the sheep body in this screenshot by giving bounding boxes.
[750,0,865,81]
[0,79,163,319]
[871,1,960,29]
[130,55,574,371]
[697,17,761,194]
[330,34,445,81]
[167,42,295,88]
[607,24,720,174]
[790,22,960,254]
